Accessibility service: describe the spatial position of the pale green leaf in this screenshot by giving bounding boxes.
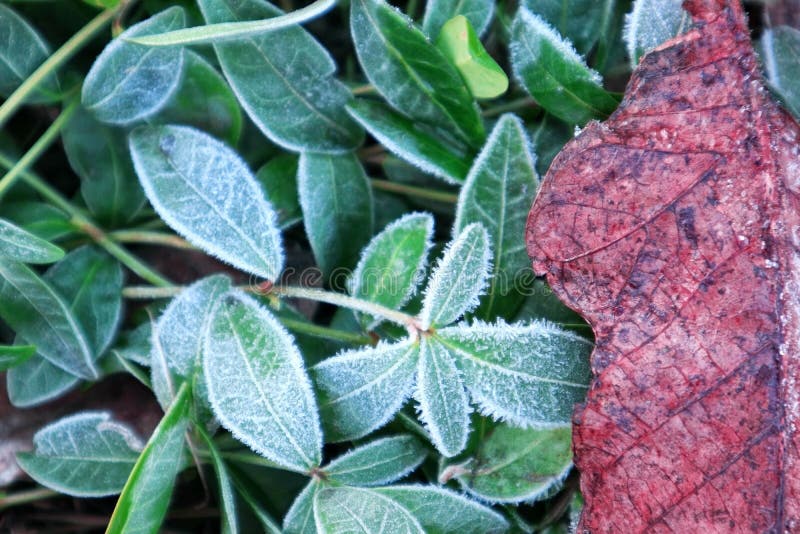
[436,321,592,426]
[298,152,373,276]
[0,217,64,264]
[419,223,491,329]
[314,486,425,534]
[198,0,363,153]
[761,25,800,119]
[351,0,485,148]
[416,337,470,457]
[283,481,320,534]
[510,8,618,125]
[82,7,186,125]
[0,4,59,102]
[624,0,690,68]
[204,291,322,472]
[454,114,538,320]
[349,212,433,328]
[312,339,419,442]
[346,99,472,184]
[441,423,572,503]
[16,412,142,497]
[422,0,494,38]
[130,124,284,281]
[375,485,509,533]
[107,383,190,534]
[325,435,427,486]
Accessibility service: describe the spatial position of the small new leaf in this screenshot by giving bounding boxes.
[130,125,284,281]
[324,434,427,486]
[16,412,142,497]
[422,0,494,39]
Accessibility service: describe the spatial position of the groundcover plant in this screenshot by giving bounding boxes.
[0,0,798,531]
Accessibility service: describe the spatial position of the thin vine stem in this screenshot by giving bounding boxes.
[370,178,458,203]
[0,7,119,129]
[0,488,59,510]
[108,230,194,249]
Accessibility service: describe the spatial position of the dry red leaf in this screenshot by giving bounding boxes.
[526,0,800,531]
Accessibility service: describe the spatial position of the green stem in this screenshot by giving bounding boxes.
[0,99,78,200]
[0,7,118,129]
[370,179,458,204]
[0,488,59,510]
[481,96,537,118]
[279,316,373,345]
[108,230,194,249]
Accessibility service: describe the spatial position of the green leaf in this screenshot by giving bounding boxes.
[197,427,238,534]
[521,0,613,55]
[436,321,592,426]
[298,152,373,277]
[16,412,142,497]
[156,50,243,145]
[6,354,79,407]
[82,7,186,125]
[204,291,322,472]
[130,124,284,281]
[127,0,335,46]
[510,8,618,125]
[349,213,433,328]
[312,339,419,442]
[111,321,152,367]
[529,114,572,176]
[375,485,509,533]
[441,423,572,503]
[314,486,425,534]
[436,16,508,100]
[62,106,146,227]
[256,154,301,230]
[0,261,95,379]
[0,217,64,264]
[346,99,472,184]
[351,0,485,148]
[0,344,35,371]
[198,0,363,153]
[230,469,283,534]
[0,201,73,242]
[761,25,800,119]
[0,4,59,103]
[624,0,690,68]
[284,481,320,534]
[325,435,427,486]
[454,114,538,320]
[422,0,494,39]
[416,337,471,457]
[107,383,190,534]
[419,223,491,329]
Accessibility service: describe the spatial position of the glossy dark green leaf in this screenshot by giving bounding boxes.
[0,4,60,102]
[422,0,493,39]
[255,154,301,230]
[351,0,485,148]
[298,152,373,276]
[198,0,363,152]
[0,217,64,264]
[511,8,618,125]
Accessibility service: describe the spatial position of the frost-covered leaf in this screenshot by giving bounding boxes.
[441,423,572,503]
[624,0,690,68]
[347,99,472,184]
[204,291,322,472]
[256,154,301,230]
[349,213,433,327]
[416,337,471,457]
[111,321,152,367]
[197,427,238,534]
[298,152,373,276]
[314,486,425,534]
[437,321,591,426]
[0,344,34,371]
[130,124,284,281]
[16,412,142,497]
[312,339,419,441]
[283,481,320,534]
[6,354,79,407]
[0,4,59,102]
[157,50,243,145]
[351,0,485,148]
[454,114,538,320]
[62,106,146,227]
[107,383,190,534]
[198,0,363,153]
[0,201,73,242]
[375,485,509,533]
[0,260,95,379]
[422,0,493,39]
[521,0,614,55]
[436,16,508,100]
[82,7,186,125]
[761,25,800,119]
[325,435,427,486]
[510,8,618,125]
[0,217,64,264]
[419,223,491,329]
